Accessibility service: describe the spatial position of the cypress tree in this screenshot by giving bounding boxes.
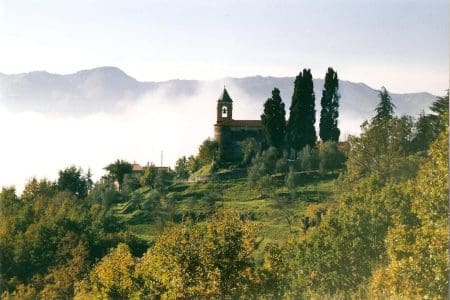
[372,86,395,122]
[261,88,286,149]
[287,69,317,152]
[319,67,340,142]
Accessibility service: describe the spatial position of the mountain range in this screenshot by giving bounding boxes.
[0,66,436,119]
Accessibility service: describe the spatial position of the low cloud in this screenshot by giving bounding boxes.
[0,82,364,193]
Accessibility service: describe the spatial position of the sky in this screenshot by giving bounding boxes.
[0,0,448,94]
[0,0,448,192]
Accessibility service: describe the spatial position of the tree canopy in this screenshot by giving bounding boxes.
[261,87,286,149]
[319,67,340,142]
[287,69,317,152]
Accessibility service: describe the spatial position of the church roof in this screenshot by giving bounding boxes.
[218,87,233,102]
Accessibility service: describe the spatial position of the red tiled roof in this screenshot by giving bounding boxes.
[132,164,144,171]
[219,119,262,128]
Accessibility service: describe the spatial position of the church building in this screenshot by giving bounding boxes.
[214,88,264,162]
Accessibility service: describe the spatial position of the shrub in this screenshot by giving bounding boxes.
[318,141,346,175]
[297,145,319,171]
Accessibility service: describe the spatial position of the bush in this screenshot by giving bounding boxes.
[241,137,261,166]
[121,174,141,194]
[275,151,289,174]
[297,145,319,171]
[318,141,346,175]
[285,166,301,194]
[247,147,279,187]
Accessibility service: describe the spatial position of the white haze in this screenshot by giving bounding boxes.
[0,82,363,193]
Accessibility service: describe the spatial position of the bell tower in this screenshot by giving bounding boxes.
[217,87,233,123]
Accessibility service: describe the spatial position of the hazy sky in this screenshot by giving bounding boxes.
[0,0,448,94]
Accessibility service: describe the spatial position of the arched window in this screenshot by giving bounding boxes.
[222,106,228,117]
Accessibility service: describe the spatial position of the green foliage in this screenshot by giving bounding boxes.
[285,166,300,193]
[294,178,403,294]
[0,184,144,298]
[22,178,57,202]
[134,210,260,298]
[2,91,446,298]
[104,159,133,190]
[174,156,189,179]
[198,138,219,166]
[187,155,201,174]
[287,68,317,151]
[259,242,294,298]
[88,181,122,209]
[346,116,416,180]
[430,90,449,121]
[247,147,279,187]
[84,243,136,299]
[370,128,449,298]
[153,169,174,191]
[318,141,346,174]
[412,91,449,152]
[57,166,89,199]
[121,173,140,194]
[261,87,287,148]
[319,67,340,142]
[297,145,319,171]
[411,110,436,152]
[372,86,395,122]
[142,189,162,210]
[139,164,157,187]
[241,137,261,166]
[275,151,289,174]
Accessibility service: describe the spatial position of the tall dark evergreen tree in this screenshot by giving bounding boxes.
[287,69,317,152]
[319,67,340,142]
[261,88,286,149]
[372,86,395,122]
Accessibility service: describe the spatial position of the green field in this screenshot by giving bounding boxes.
[113,171,338,247]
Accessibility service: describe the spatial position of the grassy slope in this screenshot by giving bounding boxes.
[113,172,338,247]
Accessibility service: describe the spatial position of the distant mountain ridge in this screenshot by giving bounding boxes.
[0,66,436,118]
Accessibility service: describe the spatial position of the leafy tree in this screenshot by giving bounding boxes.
[241,137,261,166]
[372,86,395,123]
[187,155,201,174]
[22,178,56,202]
[370,128,448,298]
[297,145,319,171]
[135,210,259,298]
[261,88,286,148]
[154,169,173,191]
[259,243,294,298]
[86,168,94,192]
[411,111,436,152]
[139,164,157,188]
[319,67,340,142]
[412,91,449,152]
[175,156,189,179]
[287,69,317,152]
[275,151,289,174]
[104,160,133,190]
[430,90,449,118]
[198,138,220,166]
[121,173,141,194]
[346,116,416,180]
[294,177,405,295]
[285,166,301,193]
[57,166,89,199]
[318,141,345,174]
[88,181,122,209]
[86,243,136,299]
[247,147,279,187]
